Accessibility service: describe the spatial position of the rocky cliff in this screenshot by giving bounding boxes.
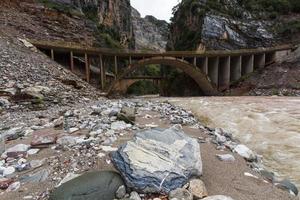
[0,0,134,48]
[131,7,168,51]
[167,0,277,51]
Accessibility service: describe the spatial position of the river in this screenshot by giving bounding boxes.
[167,96,300,187]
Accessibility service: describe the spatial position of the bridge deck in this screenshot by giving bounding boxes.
[29,40,295,58]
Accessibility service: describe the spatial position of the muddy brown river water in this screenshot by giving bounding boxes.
[167,97,300,187]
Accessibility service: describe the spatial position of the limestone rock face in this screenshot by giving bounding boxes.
[112,126,202,193]
[167,0,276,51]
[71,0,134,48]
[131,7,168,52]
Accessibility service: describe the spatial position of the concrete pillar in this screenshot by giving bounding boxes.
[242,54,254,76]
[193,57,197,66]
[85,53,90,83]
[199,57,208,75]
[208,57,219,86]
[70,51,74,72]
[114,56,118,80]
[99,55,104,90]
[51,49,54,60]
[265,51,276,64]
[254,53,266,69]
[230,56,242,82]
[219,56,230,90]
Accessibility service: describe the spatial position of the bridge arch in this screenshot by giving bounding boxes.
[108,56,219,96]
[115,79,160,95]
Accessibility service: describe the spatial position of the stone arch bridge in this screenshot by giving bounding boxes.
[30,40,296,96]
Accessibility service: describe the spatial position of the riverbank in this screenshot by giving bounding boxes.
[0,98,297,199]
[168,96,300,189]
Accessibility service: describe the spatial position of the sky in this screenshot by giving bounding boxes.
[131,0,180,22]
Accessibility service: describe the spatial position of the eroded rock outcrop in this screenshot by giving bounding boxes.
[131,7,168,51]
[167,0,276,51]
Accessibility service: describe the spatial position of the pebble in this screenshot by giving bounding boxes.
[27,149,40,155]
[168,188,193,200]
[233,144,256,161]
[216,154,235,162]
[129,191,141,200]
[6,181,20,191]
[188,179,208,199]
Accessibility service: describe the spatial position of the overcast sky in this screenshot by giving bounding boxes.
[131,0,180,22]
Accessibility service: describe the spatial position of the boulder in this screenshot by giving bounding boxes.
[31,129,58,147]
[112,125,202,193]
[49,171,124,200]
[117,106,136,124]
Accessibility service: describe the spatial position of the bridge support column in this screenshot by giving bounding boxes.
[265,51,276,65]
[199,57,208,75]
[114,56,118,80]
[100,55,104,90]
[242,55,254,75]
[219,56,230,90]
[230,56,242,82]
[208,57,219,86]
[51,49,54,60]
[85,53,90,83]
[254,53,266,69]
[70,51,74,72]
[193,57,197,66]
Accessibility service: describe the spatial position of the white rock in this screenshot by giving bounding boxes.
[101,146,118,152]
[216,154,235,162]
[17,158,27,165]
[27,149,40,155]
[6,181,20,191]
[111,121,129,130]
[97,153,105,158]
[2,144,30,158]
[30,159,44,169]
[23,196,33,199]
[129,191,141,200]
[68,128,79,134]
[3,166,15,176]
[234,144,256,161]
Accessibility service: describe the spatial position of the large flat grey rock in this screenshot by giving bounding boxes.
[49,171,124,200]
[112,125,202,193]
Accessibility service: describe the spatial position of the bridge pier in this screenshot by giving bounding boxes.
[219,56,230,89]
[199,57,208,75]
[100,55,105,90]
[84,53,90,83]
[114,56,118,80]
[70,51,74,72]
[208,57,219,86]
[230,56,242,82]
[254,53,266,69]
[51,49,54,60]
[242,55,254,75]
